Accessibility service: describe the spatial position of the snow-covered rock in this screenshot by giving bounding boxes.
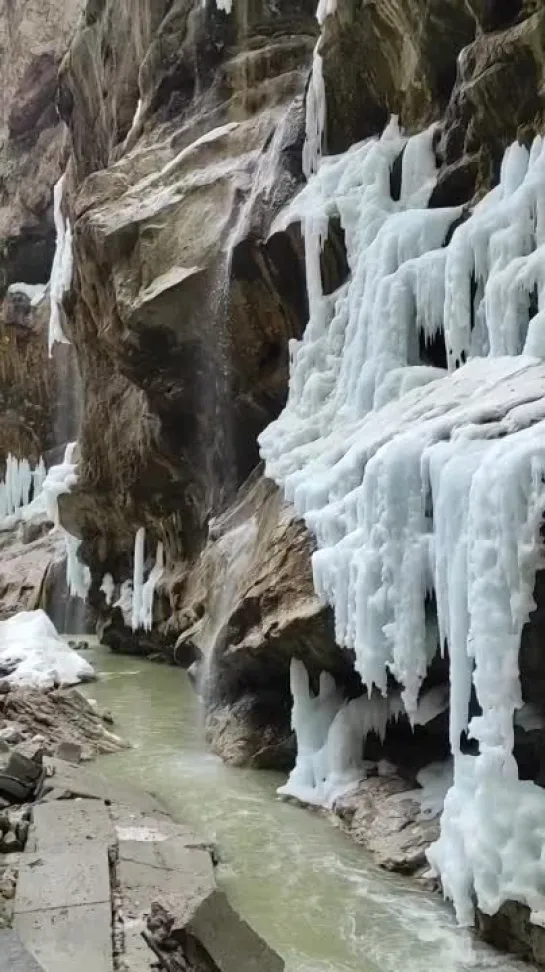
[0,610,95,689]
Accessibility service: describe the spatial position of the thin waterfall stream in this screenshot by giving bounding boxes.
[83,644,526,972]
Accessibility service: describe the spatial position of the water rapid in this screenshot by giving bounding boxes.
[84,645,527,972]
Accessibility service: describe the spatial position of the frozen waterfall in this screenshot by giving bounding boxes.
[260,120,545,927]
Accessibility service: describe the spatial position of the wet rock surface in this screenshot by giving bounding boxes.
[331,775,440,879]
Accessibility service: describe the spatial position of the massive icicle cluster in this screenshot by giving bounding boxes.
[102,528,164,632]
[0,455,45,519]
[260,119,545,925]
[280,658,448,808]
[130,527,164,631]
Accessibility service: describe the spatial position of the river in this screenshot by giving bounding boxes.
[83,645,526,972]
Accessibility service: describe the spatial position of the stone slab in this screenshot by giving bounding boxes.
[119,835,212,871]
[119,846,214,972]
[30,799,114,851]
[41,759,163,812]
[15,903,113,972]
[119,846,215,923]
[188,889,285,972]
[15,844,110,913]
[0,929,45,971]
[113,806,210,850]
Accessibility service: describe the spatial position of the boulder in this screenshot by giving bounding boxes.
[331,775,441,877]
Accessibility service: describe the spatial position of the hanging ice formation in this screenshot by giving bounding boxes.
[125,528,164,632]
[260,122,545,925]
[0,456,46,519]
[48,173,73,357]
[281,659,448,808]
[302,0,337,178]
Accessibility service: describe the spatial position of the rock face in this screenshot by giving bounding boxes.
[0,0,84,295]
[57,0,316,573]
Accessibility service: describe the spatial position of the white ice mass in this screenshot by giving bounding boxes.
[260,115,545,927]
[0,610,95,689]
[118,527,164,632]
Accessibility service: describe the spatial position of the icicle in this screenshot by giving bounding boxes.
[139,541,164,631]
[48,173,73,357]
[131,527,146,632]
[65,531,91,600]
[302,44,326,179]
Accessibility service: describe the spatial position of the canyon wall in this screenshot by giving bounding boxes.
[2,0,545,959]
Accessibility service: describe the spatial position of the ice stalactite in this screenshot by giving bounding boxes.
[131,527,146,632]
[127,529,164,631]
[261,122,545,925]
[282,658,449,808]
[302,45,326,180]
[48,172,73,357]
[140,542,164,631]
[302,0,338,179]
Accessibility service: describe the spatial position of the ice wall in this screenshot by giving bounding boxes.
[260,121,545,925]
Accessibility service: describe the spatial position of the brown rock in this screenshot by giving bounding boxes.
[330,775,440,876]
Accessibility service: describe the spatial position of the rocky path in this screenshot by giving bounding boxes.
[1,755,284,972]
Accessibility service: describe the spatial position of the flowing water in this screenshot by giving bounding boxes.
[84,645,526,972]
